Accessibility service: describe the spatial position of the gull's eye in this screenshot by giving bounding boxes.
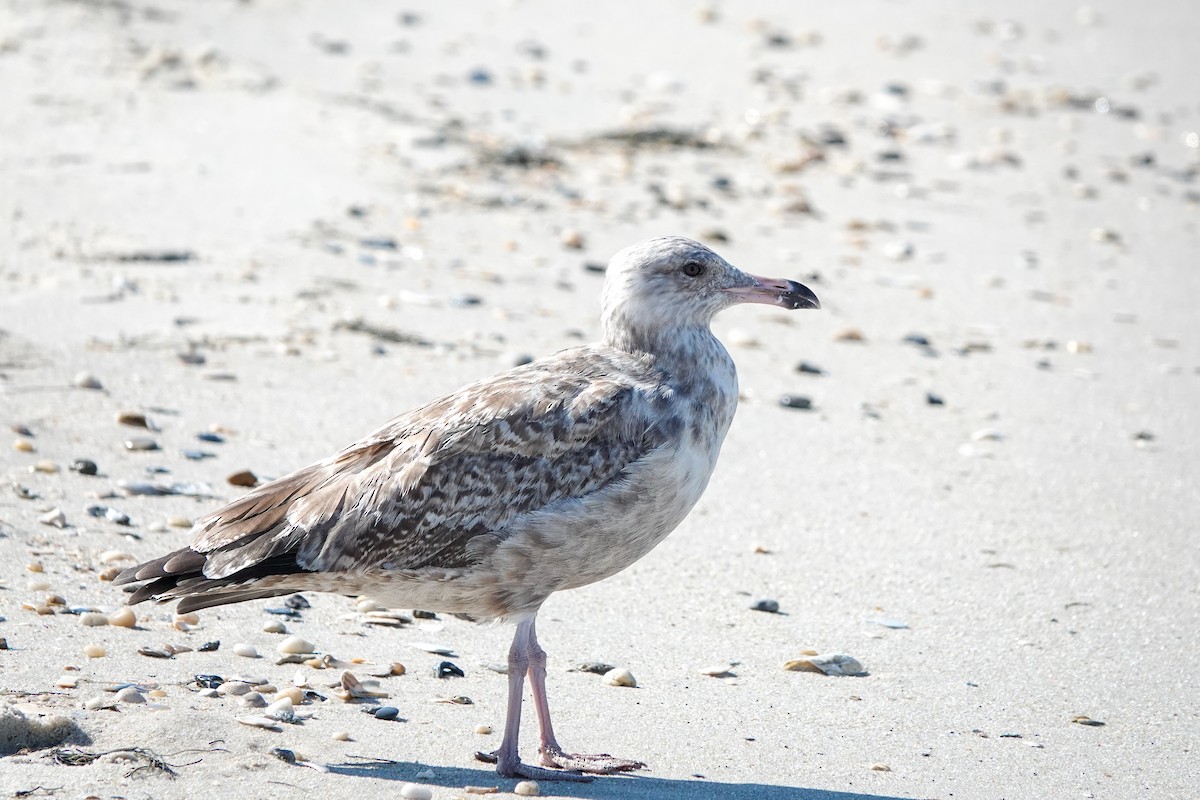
[680,261,704,278]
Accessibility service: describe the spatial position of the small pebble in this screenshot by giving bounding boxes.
[219,681,252,697]
[751,598,780,613]
[602,667,637,687]
[262,620,288,634]
[84,644,106,658]
[778,394,813,411]
[515,780,541,796]
[32,459,59,473]
[241,692,268,708]
[195,431,225,443]
[233,643,261,658]
[70,459,99,476]
[124,436,159,451]
[167,515,193,528]
[399,784,432,800]
[926,392,945,406]
[796,361,824,375]
[116,411,150,428]
[74,372,103,390]
[373,706,400,721]
[80,612,109,627]
[227,470,259,487]
[332,730,352,742]
[560,229,585,249]
[474,724,493,735]
[12,438,34,453]
[274,686,305,705]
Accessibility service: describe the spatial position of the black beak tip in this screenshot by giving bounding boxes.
[785,280,821,310]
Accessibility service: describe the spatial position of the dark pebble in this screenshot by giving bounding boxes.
[449,294,483,307]
[359,237,398,250]
[582,261,607,274]
[710,175,734,192]
[903,333,931,347]
[182,450,215,460]
[1133,430,1155,441]
[468,68,492,84]
[435,661,465,679]
[269,748,297,764]
[926,392,945,406]
[751,599,781,613]
[227,470,259,488]
[285,594,311,610]
[195,432,224,443]
[85,504,108,518]
[795,361,824,375]
[70,459,98,476]
[177,351,206,365]
[264,607,302,618]
[373,706,400,720]
[194,674,225,689]
[199,641,221,652]
[412,609,437,619]
[778,394,813,411]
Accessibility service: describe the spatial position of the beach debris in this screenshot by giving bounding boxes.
[116,411,151,428]
[332,730,352,741]
[115,686,145,704]
[233,643,261,658]
[411,642,456,656]
[74,372,103,390]
[277,635,316,655]
[868,616,909,629]
[515,780,541,796]
[700,664,737,678]
[38,507,67,528]
[778,394,813,411]
[784,652,866,676]
[796,361,824,375]
[83,644,106,658]
[751,598,781,613]
[869,762,892,771]
[80,612,109,627]
[236,715,283,732]
[124,436,159,451]
[571,662,614,675]
[262,620,288,634]
[12,438,34,453]
[227,470,259,487]
[399,784,432,800]
[372,706,400,721]
[435,661,465,679]
[475,724,493,735]
[602,667,637,687]
[1071,715,1105,727]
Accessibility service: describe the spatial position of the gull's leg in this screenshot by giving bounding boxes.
[476,615,594,782]
[526,618,646,774]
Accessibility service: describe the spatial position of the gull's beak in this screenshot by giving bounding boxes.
[726,274,820,310]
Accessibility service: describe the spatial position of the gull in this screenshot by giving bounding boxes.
[115,236,819,780]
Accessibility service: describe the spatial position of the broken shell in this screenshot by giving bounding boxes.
[219,681,252,697]
[784,653,866,676]
[74,372,103,389]
[236,715,283,732]
[107,607,136,628]
[263,697,297,723]
[115,411,150,428]
[602,667,637,687]
[57,675,79,689]
[241,692,268,708]
[39,508,67,528]
[175,612,200,625]
[83,644,106,658]
[273,686,305,705]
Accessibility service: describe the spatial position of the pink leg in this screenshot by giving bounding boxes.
[526,618,646,774]
[476,616,594,782]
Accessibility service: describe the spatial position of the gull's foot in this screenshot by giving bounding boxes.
[539,746,646,774]
[474,750,595,783]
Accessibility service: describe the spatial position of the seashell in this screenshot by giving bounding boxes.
[232,643,261,658]
[784,653,865,676]
[332,730,352,741]
[175,612,200,625]
[12,438,34,453]
[263,697,298,723]
[115,686,145,704]
[123,436,159,451]
[85,695,118,710]
[262,620,288,634]
[83,644,106,658]
[399,784,432,800]
[219,681,252,697]
[236,715,283,732]
[74,372,103,389]
[474,724,493,735]
[38,508,66,528]
[514,780,541,797]
[115,411,150,428]
[274,686,306,705]
[276,635,315,654]
[99,550,134,564]
[80,612,109,627]
[602,667,637,687]
[57,675,79,689]
[137,646,173,659]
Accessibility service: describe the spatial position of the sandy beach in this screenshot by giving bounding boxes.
[2,1,1198,798]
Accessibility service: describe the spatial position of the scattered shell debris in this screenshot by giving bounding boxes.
[784,652,866,676]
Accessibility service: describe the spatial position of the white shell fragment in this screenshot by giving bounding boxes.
[232,643,261,658]
[602,667,637,687]
[784,653,866,676]
[115,686,145,704]
[83,644,106,659]
[80,612,109,627]
[515,780,541,796]
[107,607,136,628]
[38,508,67,528]
[236,715,283,732]
[399,784,433,800]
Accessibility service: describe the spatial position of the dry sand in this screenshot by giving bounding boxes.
[1,1,1198,798]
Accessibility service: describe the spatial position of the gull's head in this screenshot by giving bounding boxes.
[601,236,819,351]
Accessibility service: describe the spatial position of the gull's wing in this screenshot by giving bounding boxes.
[115,347,678,609]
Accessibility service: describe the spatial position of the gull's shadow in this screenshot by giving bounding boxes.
[327,759,913,800]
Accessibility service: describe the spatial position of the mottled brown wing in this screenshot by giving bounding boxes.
[185,350,677,580]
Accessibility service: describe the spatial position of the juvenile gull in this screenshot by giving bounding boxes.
[115,236,819,780]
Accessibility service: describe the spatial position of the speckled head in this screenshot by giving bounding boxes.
[601,236,819,351]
